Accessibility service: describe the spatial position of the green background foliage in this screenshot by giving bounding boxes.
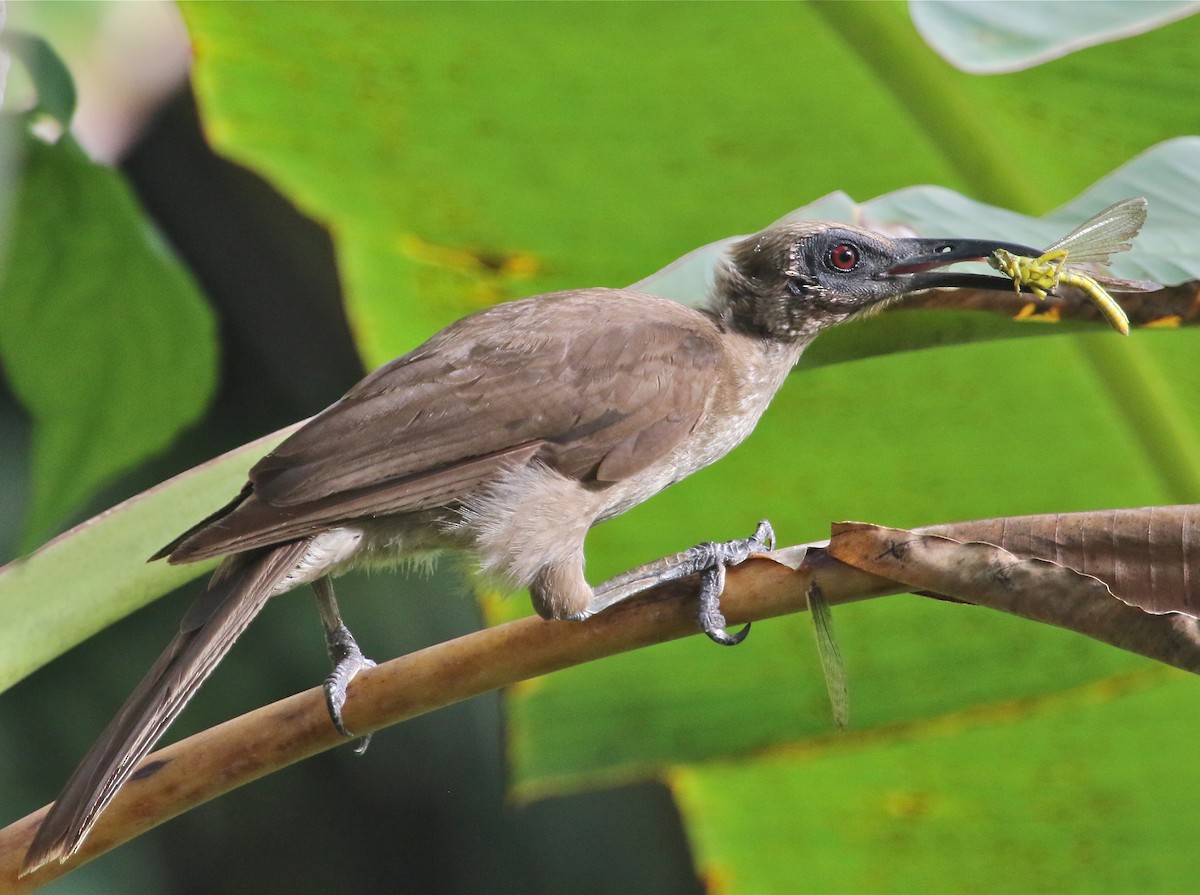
[0,131,216,549]
[3,2,1200,893]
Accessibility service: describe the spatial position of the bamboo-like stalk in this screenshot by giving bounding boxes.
[0,547,898,892]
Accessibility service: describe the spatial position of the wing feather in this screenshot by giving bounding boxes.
[167,289,725,562]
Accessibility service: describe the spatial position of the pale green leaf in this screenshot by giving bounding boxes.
[0,426,294,693]
[911,0,1200,74]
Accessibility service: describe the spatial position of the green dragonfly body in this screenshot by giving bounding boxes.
[988,198,1158,336]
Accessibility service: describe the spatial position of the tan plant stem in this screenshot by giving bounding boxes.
[0,546,899,892]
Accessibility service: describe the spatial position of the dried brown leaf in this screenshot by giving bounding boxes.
[828,518,1200,674]
[922,506,1200,616]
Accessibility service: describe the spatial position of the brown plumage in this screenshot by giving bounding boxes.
[23,219,1043,874]
[162,290,732,564]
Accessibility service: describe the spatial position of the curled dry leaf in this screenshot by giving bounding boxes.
[827,509,1200,675]
[920,506,1200,617]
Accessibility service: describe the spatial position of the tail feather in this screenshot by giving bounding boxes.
[22,540,310,876]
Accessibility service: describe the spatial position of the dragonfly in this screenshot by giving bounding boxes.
[989,197,1160,335]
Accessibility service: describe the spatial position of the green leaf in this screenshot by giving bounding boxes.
[0,131,218,546]
[672,670,1193,894]
[0,31,77,125]
[178,0,1200,366]
[179,1,1009,368]
[0,427,293,693]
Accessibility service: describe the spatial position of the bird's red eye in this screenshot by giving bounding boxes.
[829,243,859,271]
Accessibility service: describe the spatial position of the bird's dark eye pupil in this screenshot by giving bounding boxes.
[829,243,859,271]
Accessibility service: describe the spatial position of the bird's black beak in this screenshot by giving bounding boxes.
[886,236,1044,293]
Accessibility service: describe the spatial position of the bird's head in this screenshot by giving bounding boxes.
[713,220,1042,341]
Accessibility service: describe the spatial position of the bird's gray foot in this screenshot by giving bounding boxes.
[583,520,775,643]
[313,577,374,752]
[323,622,377,752]
[688,520,774,645]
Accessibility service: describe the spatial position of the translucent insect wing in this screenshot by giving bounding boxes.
[1044,197,1148,264]
[1090,274,1160,294]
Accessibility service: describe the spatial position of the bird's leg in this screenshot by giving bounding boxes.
[585,520,775,646]
[312,576,375,752]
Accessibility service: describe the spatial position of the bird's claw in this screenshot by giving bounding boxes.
[323,623,376,753]
[751,520,776,553]
[699,564,751,645]
[693,520,774,645]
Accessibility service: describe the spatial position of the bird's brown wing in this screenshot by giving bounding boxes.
[167,289,726,562]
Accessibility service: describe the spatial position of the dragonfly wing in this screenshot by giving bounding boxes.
[1091,274,1161,293]
[1044,197,1148,264]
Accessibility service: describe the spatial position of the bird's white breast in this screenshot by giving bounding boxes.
[595,332,807,522]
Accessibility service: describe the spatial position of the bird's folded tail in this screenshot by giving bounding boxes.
[22,539,311,876]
